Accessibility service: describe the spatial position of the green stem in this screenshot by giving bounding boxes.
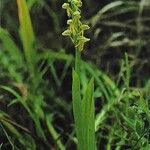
[75,49,81,76]
[46,115,65,150]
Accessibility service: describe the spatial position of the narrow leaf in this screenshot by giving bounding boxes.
[81,78,95,150]
[0,28,23,66]
[72,70,83,148]
[17,0,36,73]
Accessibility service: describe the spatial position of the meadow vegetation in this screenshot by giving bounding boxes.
[0,0,150,149]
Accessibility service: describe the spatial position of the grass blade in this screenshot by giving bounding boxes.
[46,115,65,150]
[0,28,23,66]
[17,0,36,74]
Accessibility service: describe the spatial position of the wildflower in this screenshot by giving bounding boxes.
[62,0,90,51]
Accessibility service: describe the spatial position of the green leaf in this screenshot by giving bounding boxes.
[0,28,23,66]
[46,115,65,150]
[17,0,36,74]
[135,120,144,137]
[0,86,31,117]
[72,70,83,148]
[81,78,95,150]
[1,119,22,138]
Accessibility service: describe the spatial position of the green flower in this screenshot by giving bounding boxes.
[62,29,71,36]
[62,0,90,51]
[75,36,90,51]
[62,3,72,17]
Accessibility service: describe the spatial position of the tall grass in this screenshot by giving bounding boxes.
[17,0,36,77]
[0,0,65,149]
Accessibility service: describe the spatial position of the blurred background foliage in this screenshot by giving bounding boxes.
[0,0,150,149]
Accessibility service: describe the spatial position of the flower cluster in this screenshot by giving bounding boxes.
[62,0,90,51]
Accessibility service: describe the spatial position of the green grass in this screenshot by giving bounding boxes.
[0,0,150,149]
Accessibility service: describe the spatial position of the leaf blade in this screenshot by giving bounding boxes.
[81,78,95,150]
[17,0,36,73]
[72,70,83,148]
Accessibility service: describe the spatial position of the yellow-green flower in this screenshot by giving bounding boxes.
[62,0,90,51]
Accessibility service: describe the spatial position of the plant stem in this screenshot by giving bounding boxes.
[75,49,81,76]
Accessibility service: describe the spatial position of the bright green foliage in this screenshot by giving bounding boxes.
[0,28,24,82]
[0,0,65,149]
[0,28,23,66]
[72,70,82,147]
[0,0,150,149]
[81,77,95,150]
[72,70,95,150]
